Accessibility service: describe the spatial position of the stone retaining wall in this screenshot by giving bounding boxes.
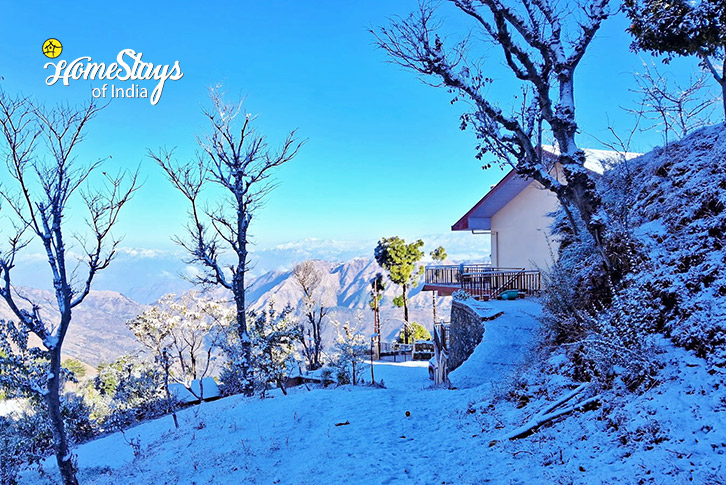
[448,300,485,371]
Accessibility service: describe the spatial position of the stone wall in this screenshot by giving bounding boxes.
[448,300,485,371]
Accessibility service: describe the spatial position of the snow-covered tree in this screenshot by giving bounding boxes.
[0,323,97,483]
[248,302,301,396]
[91,355,168,430]
[0,92,137,485]
[293,261,327,370]
[373,0,619,279]
[150,87,304,396]
[331,318,369,386]
[126,292,229,425]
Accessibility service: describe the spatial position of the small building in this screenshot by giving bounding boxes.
[424,147,637,299]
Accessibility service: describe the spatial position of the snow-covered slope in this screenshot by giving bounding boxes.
[18,305,725,484]
[622,125,726,367]
[449,299,542,389]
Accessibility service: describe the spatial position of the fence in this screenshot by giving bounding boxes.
[425,264,541,299]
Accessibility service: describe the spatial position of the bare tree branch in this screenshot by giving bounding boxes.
[373,0,619,276]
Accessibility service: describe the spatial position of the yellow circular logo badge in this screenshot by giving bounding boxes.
[42,38,62,58]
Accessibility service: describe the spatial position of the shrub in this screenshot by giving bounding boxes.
[90,355,168,430]
[62,359,87,381]
[330,319,369,385]
[0,393,98,484]
[397,321,431,343]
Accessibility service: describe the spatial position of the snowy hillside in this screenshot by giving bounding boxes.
[622,125,726,367]
[16,302,724,484]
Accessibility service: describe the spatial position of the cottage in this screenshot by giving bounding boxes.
[423,147,638,299]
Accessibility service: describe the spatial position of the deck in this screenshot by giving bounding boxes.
[423,264,541,299]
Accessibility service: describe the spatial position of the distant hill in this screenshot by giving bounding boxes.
[0,258,453,367]
[8,232,490,304]
[242,258,450,344]
[0,288,147,366]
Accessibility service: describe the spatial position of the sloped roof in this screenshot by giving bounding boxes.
[169,377,221,403]
[452,147,640,232]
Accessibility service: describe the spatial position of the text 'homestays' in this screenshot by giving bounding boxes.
[44,49,184,105]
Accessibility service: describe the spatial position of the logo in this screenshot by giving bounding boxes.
[42,38,62,59]
[43,47,184,105]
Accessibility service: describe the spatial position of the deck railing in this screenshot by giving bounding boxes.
[425,264,541,299]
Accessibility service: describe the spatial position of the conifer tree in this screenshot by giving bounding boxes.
[374,237,424,344]
[369,273,386,358]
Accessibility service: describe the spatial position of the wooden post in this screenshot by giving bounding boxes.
[370,337,375,384]
[433,323,449,385]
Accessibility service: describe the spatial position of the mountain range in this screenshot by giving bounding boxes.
[0,257,456,367]
[9,232,490,304]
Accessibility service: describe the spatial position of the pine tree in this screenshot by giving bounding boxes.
[374,237,425,344]
[369,273,386,359]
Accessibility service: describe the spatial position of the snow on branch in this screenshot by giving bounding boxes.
[492,382,600,443]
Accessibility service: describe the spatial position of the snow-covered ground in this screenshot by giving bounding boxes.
[20,301,726,484]
[449,299,542,389]
[0,397,26,417]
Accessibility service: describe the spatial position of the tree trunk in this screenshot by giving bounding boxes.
[552,84,615,279]
[402,283,410,344]
[373,297,381,359]
[313,313,322,369]
[432,290,438,325]
[234,263,253,396]
[47,348,78,485]
[163,361,179,429]
[277,377,288,395]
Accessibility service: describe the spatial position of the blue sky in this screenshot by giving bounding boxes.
[0,1,709,253]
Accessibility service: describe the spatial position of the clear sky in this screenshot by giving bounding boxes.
[0,1,708,252]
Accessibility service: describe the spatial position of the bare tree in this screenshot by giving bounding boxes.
[293,260,327,370]
[150,87,303,396]
[629,61,718,146]
[373,0,619,276]
[0,92,137,485]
